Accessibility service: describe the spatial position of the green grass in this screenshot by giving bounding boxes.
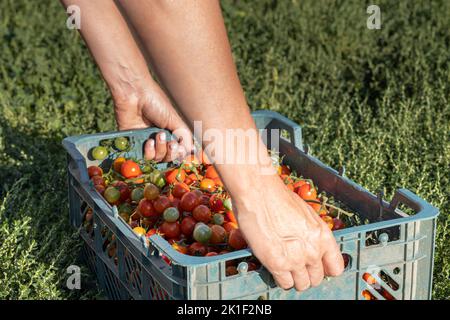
[0,0,449,299]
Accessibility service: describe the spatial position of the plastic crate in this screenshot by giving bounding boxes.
[62,110,439,300]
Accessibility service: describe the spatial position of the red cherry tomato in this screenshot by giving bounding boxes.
[225,210,237,224]
[332,218,345,230]
[209,194,225,212]
[121,160,142,179]
[94,184,106,195]
[159,221,181,239]
[198,194,210,206]
[88,166,103,178]
[91,175,105,186]
[112,180,131,202]
[172,182,190,198]
[153,196,171,214]
[181,216,197,237]
[188,242,207,256]
[205,252,218,257]
[192,205,212,223]
[180,192,200,212]
[138,199,156,218]
[228,229,247,250]
[210,225,227,244]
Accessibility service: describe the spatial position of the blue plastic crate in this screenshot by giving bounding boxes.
[63,110,439,300]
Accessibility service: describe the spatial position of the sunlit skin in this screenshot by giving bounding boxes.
[61,0,343,291]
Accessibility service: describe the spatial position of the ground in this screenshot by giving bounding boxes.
[0,0,449,299]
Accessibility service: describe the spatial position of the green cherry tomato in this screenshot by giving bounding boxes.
[114,136,129,151]
[163,207,180,222]
[142,165,153,174]
[104,186,120,204]
[223,198,233,211]
[212,213,224,225]
[131,188,145,202]
[193,223,212,244]
[154,176,166,189]
[92,146,108,160]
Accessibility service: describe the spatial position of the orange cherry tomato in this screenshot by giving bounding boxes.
[121,160,142,179]
[321,215,334,229]
[205,166,219,179]
[293,179,307,193]
[363,273,377,285]
[200,178,215,192]
[223,222,238,233]
[213,177,224,188]
[113,157,126,173]
[165,168,186,184]
[308,199,322,212]
[297,183,317,200]
[280,174,293,185]
[225,210,237,224]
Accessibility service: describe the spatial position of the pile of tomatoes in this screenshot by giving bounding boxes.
[86,137,348,275]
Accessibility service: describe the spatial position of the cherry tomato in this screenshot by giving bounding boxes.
[165,168,186,184]
[171,197,182,212]
[205,166,219,179]
[297,183,317,200]
[228,229,247,250]
[200,178,215,192]
[138,199,156,218]
[193,223,212,243]
[113,157,126,173]
[163,207,180,222]
[363,273,377,285]
[95,184,106,195]
[104,186,120,204]
[321,215,334,229]
[91,175,105,186]
[172,242,188,254]
[185,173,201,185]
[212,213,224,225]
[144,183,160,200]
[247,262,258,271]
[184,154,200,166]
[318,207,328,216]
[213,177,223,188]
[88,166,103,178]
[225,210,237,224]
[332,218,345,230]
[188,242,207,256]
[114,136,129,151]
[308,199,322,212]
[362,290,376,300]
[131,187,144,202]
[280,165,291,175]
[180,192,200,212]
[159,221,181,239]
[133,226,146,236]
[172,182,190,198]
[92,146,108,160]
[146,228,158,237]
[112,180,130,202]
[181,216,197,237]
[205,252,218,257]
[198,194,210,206]
[223,222,238,233]
[192,189,204,198]
[121,160,142,179]
[192,205,212,223]
[280,174,293,185]
[210,225,227,244]
[226,266,238,276]
[209,194,225,212]
[293,180,307,193]
[153,195,171,214]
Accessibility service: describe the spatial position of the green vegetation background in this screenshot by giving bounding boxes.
[0,0,449,299]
